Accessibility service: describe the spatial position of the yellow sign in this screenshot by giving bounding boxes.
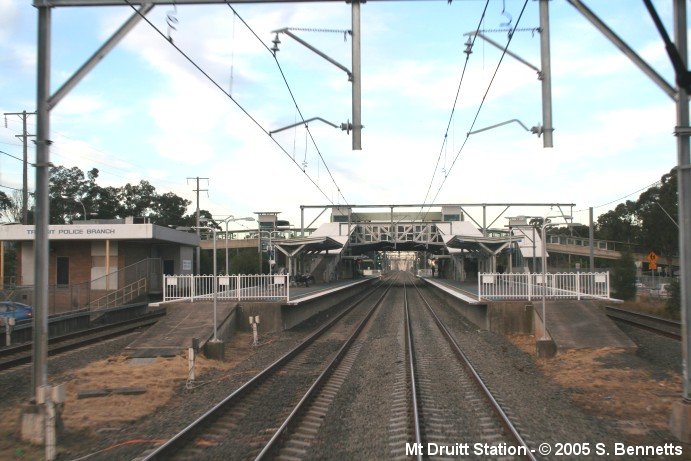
[646,251,658,270]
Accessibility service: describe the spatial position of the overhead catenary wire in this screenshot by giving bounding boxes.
[225,3,349,207]
[424,0,530,219]
[3,120,189,191]
[0,149,24,162]
[123,0,338,206]
[416,0,490,222]
[574,179,664,213]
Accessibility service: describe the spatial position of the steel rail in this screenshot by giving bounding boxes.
[0,309,164,357]
[605,306,681,341]
[144,276,389,460]
[0,311,165,371]
[411,280,537,461]
[254,274,397,460]
[403,281,423,461]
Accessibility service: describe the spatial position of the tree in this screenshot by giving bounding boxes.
[231,250,260,275]
[45,165,195,226]
[150,192,191,227]
[636,169,678,259]
[596,201,640,243]
[119,180,158,218]
[0,191,11,212]
[49,166,98,223]
[611,249,637,300]
[90,185,122,220]
[0,191,24,223]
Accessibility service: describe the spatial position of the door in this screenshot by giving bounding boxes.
[163,259,175,275]
[57,256,69,286]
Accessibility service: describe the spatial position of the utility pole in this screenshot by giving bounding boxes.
[589,207,594,271]
[351,0,362,150]
[187,177,208,275]
[3,111,36,224]
[539,0,554,148]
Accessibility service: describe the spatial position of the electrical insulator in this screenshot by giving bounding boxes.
[271,34,281,54]
[464,37,473,56]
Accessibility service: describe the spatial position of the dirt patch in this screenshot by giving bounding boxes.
[0,332,256,439]
[507,335,682,434]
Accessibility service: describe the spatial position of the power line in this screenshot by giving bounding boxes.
[575,179,663,212]
[124,0,337,206]
[424,0,530,218]
[4,115,192,190]
[417,0,490,222]
[0,184,22,192]
[0,150,23,162]
[226,3,349,206]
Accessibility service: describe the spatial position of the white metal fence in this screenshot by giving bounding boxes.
[163,274,290,302]
[478,272,610,301]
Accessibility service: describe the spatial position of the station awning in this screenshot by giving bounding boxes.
[442,235,513,255]
[273,235,345,258]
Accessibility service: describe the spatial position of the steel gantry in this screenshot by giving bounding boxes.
[29,0,366,458]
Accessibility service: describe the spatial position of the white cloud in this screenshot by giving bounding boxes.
[0,0,19,41]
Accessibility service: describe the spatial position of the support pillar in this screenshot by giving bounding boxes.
[539,0,554,147]
[671,0,691,444]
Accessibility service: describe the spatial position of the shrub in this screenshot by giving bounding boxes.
[612,250,637,301]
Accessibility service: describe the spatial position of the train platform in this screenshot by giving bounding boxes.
[125,302,236,358]
[286,276,377,305]
[418,276,483,305]
[420,276,636,351]
[128,277,379,357]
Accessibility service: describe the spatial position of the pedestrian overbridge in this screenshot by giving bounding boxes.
[273,220,524,281]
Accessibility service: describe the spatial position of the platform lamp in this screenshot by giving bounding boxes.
[220,216,255,275]
[540,217,581,340]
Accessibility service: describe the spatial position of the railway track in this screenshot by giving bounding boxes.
[248,274,534,460]
[406,278,536,460]
[0,310,165,371]
[141,274,396,460]
[605,306,681,340]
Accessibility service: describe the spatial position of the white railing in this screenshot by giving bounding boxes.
[477,272,610,301]
[163,274,290,302]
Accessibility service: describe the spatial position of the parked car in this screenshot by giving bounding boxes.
[0,301,33,323]
[650,283,671,298]
[658,283,672,298]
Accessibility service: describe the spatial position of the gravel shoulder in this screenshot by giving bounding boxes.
[1,278,687,460]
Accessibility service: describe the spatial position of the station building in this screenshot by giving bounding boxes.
[0,217,199,311]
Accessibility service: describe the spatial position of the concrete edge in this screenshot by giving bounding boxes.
[418,276,484,305]
[286,276,379,305]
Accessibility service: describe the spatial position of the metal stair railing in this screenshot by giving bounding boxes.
[89,278,148,310]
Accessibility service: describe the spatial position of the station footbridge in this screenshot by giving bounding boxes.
[231,203,578,282]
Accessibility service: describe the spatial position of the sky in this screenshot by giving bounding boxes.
[0,0,682,232]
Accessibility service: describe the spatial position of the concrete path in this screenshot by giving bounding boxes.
[543,300,637,351]
[126,302,235,358]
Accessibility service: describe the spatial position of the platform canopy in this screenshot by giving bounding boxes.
[273,235,345,258]
[442,234,513,256]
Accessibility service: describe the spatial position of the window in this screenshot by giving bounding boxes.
[57,257,69,286]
